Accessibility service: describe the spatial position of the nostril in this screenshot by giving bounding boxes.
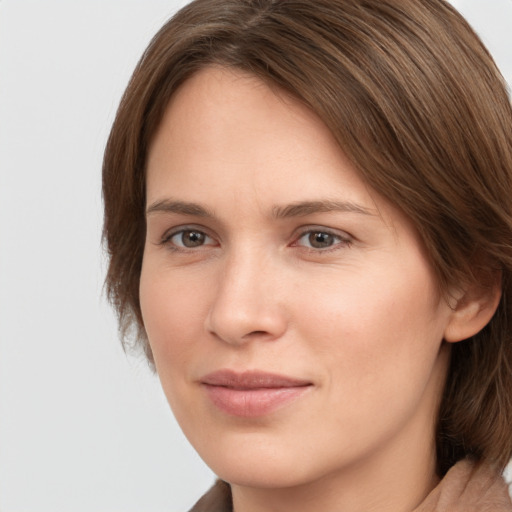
[206,298,287,345]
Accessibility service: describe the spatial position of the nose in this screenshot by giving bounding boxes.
[204,249,288,346]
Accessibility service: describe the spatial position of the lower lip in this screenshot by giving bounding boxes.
[203,385,311,417]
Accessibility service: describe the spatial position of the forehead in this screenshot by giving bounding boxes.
[147,66,342,170]
[146,66,376,209]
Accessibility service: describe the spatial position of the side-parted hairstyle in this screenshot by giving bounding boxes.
[102,0,512,475]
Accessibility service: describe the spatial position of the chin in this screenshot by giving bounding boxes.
[191,429,343,490]
[213,459,317,489]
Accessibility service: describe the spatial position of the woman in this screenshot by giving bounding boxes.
[102,0,512,510]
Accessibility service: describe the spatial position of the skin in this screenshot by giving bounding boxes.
[140,66,498,512]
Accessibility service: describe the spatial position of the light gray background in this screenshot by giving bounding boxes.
[0,1,511,511]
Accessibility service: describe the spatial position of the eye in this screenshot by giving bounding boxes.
[163,229,215,249]
[295,229,351,250]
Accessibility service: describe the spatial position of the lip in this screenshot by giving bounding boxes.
[200,370,313,417]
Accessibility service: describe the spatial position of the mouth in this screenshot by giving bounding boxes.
[200,369,313,417]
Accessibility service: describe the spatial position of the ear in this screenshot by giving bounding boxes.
[444,272,502,343]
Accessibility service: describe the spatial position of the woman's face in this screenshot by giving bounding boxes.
[141,67,455,490]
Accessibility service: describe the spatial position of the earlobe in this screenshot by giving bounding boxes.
[443,274,502,343]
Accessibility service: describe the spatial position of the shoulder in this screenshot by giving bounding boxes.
[188,480,232,512]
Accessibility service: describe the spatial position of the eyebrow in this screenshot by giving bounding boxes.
[145,198,375,219]
[146,199,215,217]
[271,200,376,219]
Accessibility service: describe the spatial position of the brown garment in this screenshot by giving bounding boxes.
[189,460,512,512]
[189,480,232,512]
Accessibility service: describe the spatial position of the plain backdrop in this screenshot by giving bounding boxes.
[0,1,511,511]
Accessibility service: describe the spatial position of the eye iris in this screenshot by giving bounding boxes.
[309,232,334,248]
[182,230,205,247]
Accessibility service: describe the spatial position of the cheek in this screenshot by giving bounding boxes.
[284,267,448,468]
[139,262,215,430]
[139,262,208,369]
[294,259,448,397]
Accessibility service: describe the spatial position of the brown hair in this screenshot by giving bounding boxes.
[102,0,512,475]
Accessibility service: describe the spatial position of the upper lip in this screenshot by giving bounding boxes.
[201,370,312,390]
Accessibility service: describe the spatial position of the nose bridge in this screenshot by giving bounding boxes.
[205,243,286,344]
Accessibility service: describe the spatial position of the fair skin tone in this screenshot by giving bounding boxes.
[140,67,499,512]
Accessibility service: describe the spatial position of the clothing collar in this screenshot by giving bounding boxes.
[188,460,512,512]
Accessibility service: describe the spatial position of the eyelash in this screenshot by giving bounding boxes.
[293,228,353,252]
[159,227,217,251]
[158,226,353,253]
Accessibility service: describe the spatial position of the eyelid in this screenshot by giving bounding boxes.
[291,225,353,251]
[155,223,353,252]
[158,224,218,249]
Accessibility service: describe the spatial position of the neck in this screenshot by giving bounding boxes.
[231,438,439,512]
